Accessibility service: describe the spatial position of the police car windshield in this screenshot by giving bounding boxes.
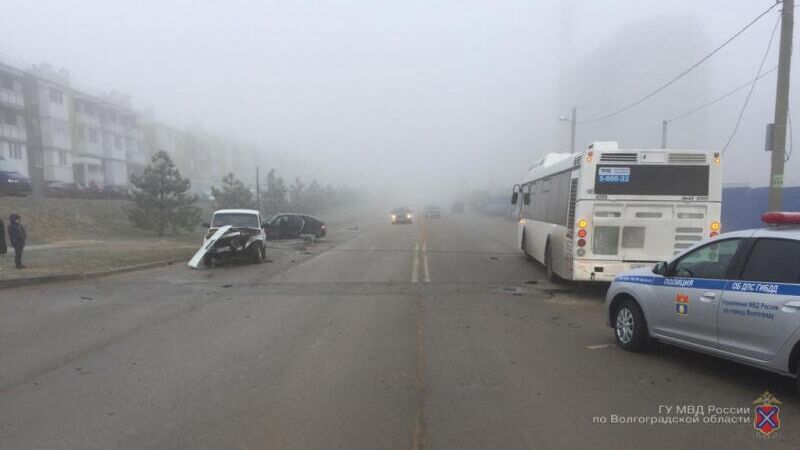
[211,213,260,229]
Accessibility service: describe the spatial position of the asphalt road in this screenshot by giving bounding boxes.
[1,212,799,449]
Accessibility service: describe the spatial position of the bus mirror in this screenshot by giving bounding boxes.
[511,192,519,205]
[653,261,668,276]
[523,193,531,205]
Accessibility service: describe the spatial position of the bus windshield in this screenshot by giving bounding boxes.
[594,164,709,196]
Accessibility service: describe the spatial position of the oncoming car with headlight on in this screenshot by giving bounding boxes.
[606,212,800,391]
[188,209,267,268]
[391,207,413,224]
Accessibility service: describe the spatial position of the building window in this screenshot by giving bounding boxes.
[0,110,17,126]
[114,134,122,149]
[89,128,98,143]
[0,74,14,90]
[58,150,68,166]
[9,142,23,159]
[53,120,69,135]
[77,126,86,142]
[49,88,63,104]
[88,164,99,173]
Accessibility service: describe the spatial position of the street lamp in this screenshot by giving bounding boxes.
[559,107,577,153]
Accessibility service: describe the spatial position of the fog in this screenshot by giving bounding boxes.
[2,0,797,201]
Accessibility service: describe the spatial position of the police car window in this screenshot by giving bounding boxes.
[741,238,800,284]
[673,238,742,279]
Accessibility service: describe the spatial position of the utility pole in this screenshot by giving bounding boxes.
[661,120,668,149]
[769,0,794,211]
[255,166,260,210]
[570,107,577,154]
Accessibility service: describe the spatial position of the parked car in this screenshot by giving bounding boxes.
[265,213,327,239]
[606,211,800,392]
[0,156,32,196]
[188,209,268,268]
[391,207,413,224]
[44,181,84,198]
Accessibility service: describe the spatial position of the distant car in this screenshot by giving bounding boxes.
[189,209,267,268]
[265,213,327,239]
[451,201,465,214]
[0,156,32,196]
[424,206,442,218]
[391,207,413,224]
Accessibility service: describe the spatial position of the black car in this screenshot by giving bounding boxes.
[0,156,32,196]
[266,213,327,239]
[391,207,413,224]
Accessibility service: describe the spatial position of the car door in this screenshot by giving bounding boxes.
[649,238,745,349]
[718,238,800,361]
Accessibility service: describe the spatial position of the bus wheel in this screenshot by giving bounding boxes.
[545,242,560,283]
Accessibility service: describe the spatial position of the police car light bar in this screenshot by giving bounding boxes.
[762,211,800,225]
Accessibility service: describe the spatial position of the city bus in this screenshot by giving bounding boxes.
[511,141,722,282]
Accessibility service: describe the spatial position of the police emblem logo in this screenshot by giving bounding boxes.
[675,293,689,315]
[753,391,782,436]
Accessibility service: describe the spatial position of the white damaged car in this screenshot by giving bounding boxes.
[188,209,267,269]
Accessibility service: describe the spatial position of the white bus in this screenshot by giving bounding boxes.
[511,141,722,282]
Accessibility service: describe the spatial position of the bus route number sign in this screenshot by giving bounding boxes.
[598,167,631,183]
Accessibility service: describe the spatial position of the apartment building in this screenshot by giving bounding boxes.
[22,64,145,191]
[0,61,29,177]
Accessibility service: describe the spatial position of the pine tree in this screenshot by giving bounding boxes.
[289,177,306,212]
[211,173,255,210]
[263,169,288,215]
[125,150,201,236]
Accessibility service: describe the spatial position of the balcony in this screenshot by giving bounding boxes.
[0,123,26,142]
[0,89,24,109]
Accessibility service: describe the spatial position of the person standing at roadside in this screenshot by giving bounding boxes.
[8,213,26,269]
[0,217,6,272]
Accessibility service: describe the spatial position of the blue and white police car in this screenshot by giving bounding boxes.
[606,212,800,389]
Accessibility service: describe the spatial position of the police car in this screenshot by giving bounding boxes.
[606,212,800,390]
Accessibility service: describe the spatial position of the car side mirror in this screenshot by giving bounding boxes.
[511,192,518,205]
[653,261,668,276]
[523,193,531,205]
[202,222,210,228]
[261,222,270,229]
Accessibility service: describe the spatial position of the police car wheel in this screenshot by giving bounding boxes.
[615,300,649,352]
[251,243,264,264]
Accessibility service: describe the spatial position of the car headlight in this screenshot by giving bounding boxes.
[391,214,397,220]
[406,214,412,219]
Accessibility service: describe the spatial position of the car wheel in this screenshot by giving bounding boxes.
[614,299,650,352]
[251,243,264,264]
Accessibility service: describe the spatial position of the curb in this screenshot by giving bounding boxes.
[0,258,186,290]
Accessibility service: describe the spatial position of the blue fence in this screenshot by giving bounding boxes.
[722,186,800,231]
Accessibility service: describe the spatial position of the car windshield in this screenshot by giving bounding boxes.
[392,208,410,214]
[211,213,260,228]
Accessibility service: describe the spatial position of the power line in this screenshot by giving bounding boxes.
[578,2,780,125]
[722,13,781,154]
[666,65,777,122]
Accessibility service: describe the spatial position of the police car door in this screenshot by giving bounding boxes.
[718,238,800,360]
[653,238,744,348]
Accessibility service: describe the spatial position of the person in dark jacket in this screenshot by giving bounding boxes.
[8,213,26,269]
[0,217,6,255]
